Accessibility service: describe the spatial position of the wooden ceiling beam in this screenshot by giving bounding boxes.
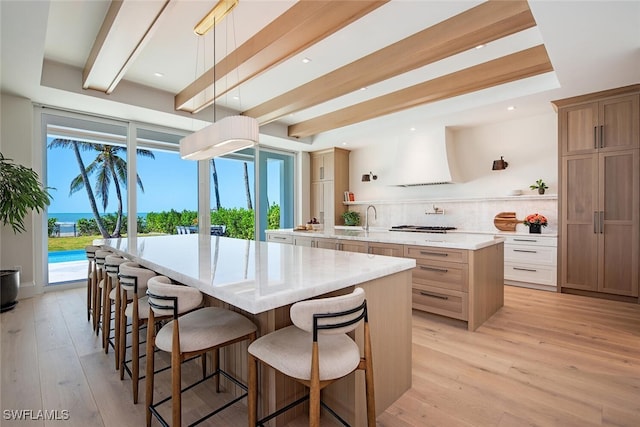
[244,0,536,124]
[83,0,173,94]
[288,45,553,138]
[174,0,387,113]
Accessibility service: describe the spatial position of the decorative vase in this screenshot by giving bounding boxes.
[538,188,546,195]
[529,223,542,234]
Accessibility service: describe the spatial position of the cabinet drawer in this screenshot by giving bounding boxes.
[412,259,468,292]
[504,245,557,265]
[412,284,468,321]
[504,263,557,286]
[267,234,292,244]
[502,235,557,247]
[404,245,468,263]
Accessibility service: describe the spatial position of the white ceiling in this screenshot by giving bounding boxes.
[1,0,639,152]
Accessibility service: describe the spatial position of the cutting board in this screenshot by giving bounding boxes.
[494,212,521,231]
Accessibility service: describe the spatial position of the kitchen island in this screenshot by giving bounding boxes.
[99,234,415,426]
[267,228,505,331]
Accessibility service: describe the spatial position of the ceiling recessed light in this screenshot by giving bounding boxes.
[410,127,416,131]
[233,95,240,100]
[301,57,311,64]
[341,142,347,146]
[360,87,367,91]
[153,72,164,77]
[507,105,516,111]
[475,44,485,49]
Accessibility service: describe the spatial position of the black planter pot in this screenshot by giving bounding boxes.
[1,270,20,312]
[529,223,542,234]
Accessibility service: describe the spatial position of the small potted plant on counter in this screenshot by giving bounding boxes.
[529,179,549,195]
[342,210,360,226]
[0,153,52,312]
[523,213,548,234]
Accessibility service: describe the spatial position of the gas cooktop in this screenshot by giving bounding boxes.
[389,225,457,233]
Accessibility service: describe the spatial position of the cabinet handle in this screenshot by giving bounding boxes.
[336,243,342,250]
[513,267,537,272]
[513,249,537,253]
[594,126,598,149]
[594,211,598,234]
[600,125,604,148]
[419,266,449,273]
[272,236,287,240]
[419,251,448,257]
[600,210,604,234]
[419,291,449,300]
[320,166,324,180]
[513,239,537,242]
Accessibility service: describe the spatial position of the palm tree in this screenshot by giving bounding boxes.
[48,139,154,237]
[243,161,252,210]
[211,158,221,210]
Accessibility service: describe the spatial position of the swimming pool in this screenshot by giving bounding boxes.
[48,249,86,263]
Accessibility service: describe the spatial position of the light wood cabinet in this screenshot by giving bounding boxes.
[367,242,404,257]
[309,148,349,226]
[558,92,639,156]
[556,86,640,299]
[404,245,469,321]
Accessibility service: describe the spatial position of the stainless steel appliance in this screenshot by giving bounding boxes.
[389,225,457,233]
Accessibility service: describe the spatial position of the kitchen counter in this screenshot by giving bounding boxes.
[98,234,415,314]
[267,227,505,250]
[99,233,414,424]
[267,226,505,331]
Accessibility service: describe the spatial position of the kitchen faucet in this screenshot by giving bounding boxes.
[364,205,377,232]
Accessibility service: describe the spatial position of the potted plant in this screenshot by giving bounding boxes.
[523,213,548,234]
[0,153,52,312]
[529,179,549,195]
[342,210,361,226]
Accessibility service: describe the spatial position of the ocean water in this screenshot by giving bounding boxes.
[49,212,148,223]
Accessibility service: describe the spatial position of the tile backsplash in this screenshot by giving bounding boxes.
[347,196,558,234]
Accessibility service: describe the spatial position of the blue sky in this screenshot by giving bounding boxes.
[47,137,279,214]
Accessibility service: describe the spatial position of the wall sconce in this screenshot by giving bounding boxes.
[492,156,509,170]
[361,171,378,182]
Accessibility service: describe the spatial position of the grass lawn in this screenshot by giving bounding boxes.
[48,233,167,252]
[48,235,102,251]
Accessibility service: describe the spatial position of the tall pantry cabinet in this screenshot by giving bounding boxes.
[554,85,639,299]
[309,148,350,227]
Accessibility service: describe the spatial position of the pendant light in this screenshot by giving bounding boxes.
[180,0,259,161]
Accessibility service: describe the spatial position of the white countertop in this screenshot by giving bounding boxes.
[98,234,415,314]
[267,227,506,250]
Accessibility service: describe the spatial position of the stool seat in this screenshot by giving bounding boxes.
[155,307,257,354]
[125,296,150,319]
[248,325,360,381]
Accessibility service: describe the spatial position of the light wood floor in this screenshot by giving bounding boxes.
[1,285,638,426]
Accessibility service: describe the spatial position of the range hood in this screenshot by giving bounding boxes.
[394,127,462,186]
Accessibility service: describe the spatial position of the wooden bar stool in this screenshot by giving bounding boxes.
[247,287,375,427]
[93,249,112,334]
[84,245,100,323]
[145,278,257,427]
[104,254,128,367]
[118,261,157,403]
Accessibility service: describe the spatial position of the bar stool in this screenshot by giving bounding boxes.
[84,245,100,323]
[247,287,375,427]
[118,261,157,404]
[93,249,112,334]
[104,254,128,366]
[145,278,257,427]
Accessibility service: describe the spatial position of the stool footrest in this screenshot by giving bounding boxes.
[256,395,350,427]
[149,368,248,427]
